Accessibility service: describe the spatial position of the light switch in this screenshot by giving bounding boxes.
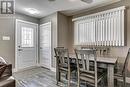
[2,36,10,40]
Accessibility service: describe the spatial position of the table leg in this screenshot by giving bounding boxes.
[56,69,60,81]
[56,58,60,84]
[107,64,114,87]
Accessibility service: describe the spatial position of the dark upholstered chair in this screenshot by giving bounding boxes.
[0,61,15,87]
[114,48,130,87]
[75,49,106,87]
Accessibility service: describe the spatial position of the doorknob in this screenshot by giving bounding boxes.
[18,46,21,48]
[18,49,23,51]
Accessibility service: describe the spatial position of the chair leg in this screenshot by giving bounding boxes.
[101,79,105,87]
[123,77,126,87]
[68,71,71,87]
[66,74,68,79]
[57,72,60,85]
[56,81,59,85]
[77,75,80,87]
[75,70,77,77]
[114,79,117,87]
[77,78,80,87]
[85,81,89,87]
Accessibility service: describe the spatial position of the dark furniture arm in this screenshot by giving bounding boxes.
[0,64,15,87]
[1,64,12,78]
[6,64,12,76]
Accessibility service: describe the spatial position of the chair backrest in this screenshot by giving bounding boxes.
[122,48,130,74]
[75,49,97,77]
[56,47,64,48]
[54,48,70,68]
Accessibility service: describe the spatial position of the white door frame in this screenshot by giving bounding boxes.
[39,22,52,69]
[15,19,38,72]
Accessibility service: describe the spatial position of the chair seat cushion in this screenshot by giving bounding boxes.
[0,76,15,87]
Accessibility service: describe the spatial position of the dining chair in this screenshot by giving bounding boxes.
[75,49,106,87]
[56,47,64,48]
[54,48,75,87]
[114,48,130,87]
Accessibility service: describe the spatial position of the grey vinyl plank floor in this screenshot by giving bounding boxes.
[13,67,59,87]
[13,67,130,87]
[13,67,78,87]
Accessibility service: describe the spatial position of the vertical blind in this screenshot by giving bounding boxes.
[73,6,125,46]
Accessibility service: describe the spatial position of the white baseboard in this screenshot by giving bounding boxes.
[12,68,17,73]
[13,64,56,73]
[12,66,40,73]
[38,63,56,72]
[51,67,56,72]
[36,63,42,67]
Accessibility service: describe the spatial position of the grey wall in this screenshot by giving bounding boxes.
[0,13,39,68]
[57,12,69,48]
[67,16,74,53]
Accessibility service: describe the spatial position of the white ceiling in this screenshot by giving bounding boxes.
[15,0,120,18]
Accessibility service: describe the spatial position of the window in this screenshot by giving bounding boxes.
[21,27,34,47]
[73,6,125,46]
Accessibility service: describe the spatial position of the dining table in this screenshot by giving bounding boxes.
[56,54,118,87]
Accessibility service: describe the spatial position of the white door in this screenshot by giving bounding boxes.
[40,22,51,69]
[16,19,38,70]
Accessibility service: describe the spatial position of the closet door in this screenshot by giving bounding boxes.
[40,22,51,69]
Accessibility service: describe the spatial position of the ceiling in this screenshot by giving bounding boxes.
[15,0,121,18]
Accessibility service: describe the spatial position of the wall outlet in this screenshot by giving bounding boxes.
[2,36,10,40]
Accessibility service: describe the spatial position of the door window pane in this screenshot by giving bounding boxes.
[21,27,34,47]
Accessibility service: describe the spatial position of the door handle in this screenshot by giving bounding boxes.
[18,46,21,48]
[18,49,23,51]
